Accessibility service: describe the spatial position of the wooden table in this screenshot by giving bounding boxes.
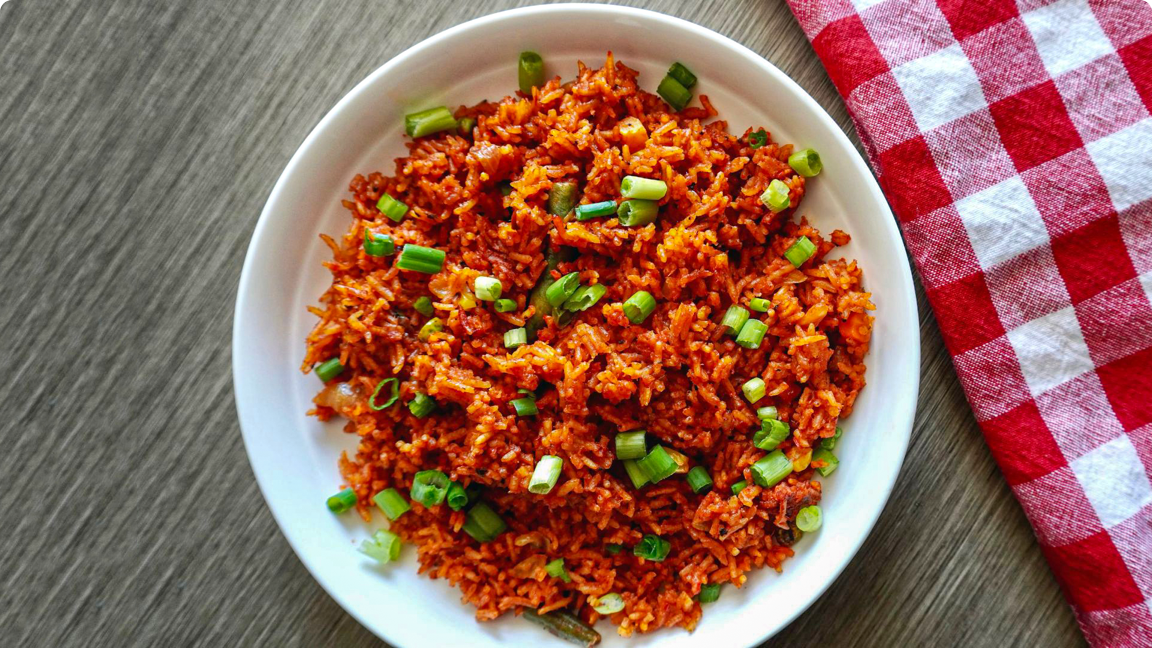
[0,0,1085,645]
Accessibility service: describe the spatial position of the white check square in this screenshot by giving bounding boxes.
[892,43,987,132]
[1071,434,1152,528]
[955,176,1049,270]
[1022,0,1113,76]
[1087,118,1152,213]
[1006,306,1094,396]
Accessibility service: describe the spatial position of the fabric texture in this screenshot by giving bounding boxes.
[784,0,1152,644]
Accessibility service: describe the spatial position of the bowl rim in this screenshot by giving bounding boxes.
[233,3,920,646]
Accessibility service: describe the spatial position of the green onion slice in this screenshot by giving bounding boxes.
[546,557,572,583]
[314,358,345,383]
[748,129,768,149]
[735,319,768,349]
[504,327,528,350]
[731,480,747,496]
[457,116,476,135]
[813,446,839,477]
[788,148,822,177]
[474,276,502,301]
[462,501,507,542]
[547,181,578,217]
[377,194,409,222]
[698,583,721,603]
[822,425,843,450]
[373,487,410,520]
[623,290,656,324]
[511,397,538,417]
[591,593,624,615]
[620,176,668,200]
[657,75,691,111]
[369,378,399,410]
[494,298,518,313]
[623,459,649,489]
[359,529,402,563]
[545,272,581,308]
[410,469,450,507]
[575,200,616,221]
[754,418,791,451]
[686,466,713,494]
[418,317,443,341]
[563,284,607,312]
[742,377,766,403]
[327,488,356,513]
[757,406,779,420]
[784,236,816,268]
[529,455,563,494]
[748,297,771,312]
[404,106,457,139]
[667,62,697,88]
[617,199,659,227]
[760,178,791,212]
[637,446,677,484]
[614,429,647,460]
[413,296,435,316]
[721,305,750,336]
[796,505,822,532]
[446,482,469,511]
[363,230,395,257]
[632,534,670,562]
[518,51,545,95]
[751,450,793,488]
[396,244,446,274]
[408,393,436,418]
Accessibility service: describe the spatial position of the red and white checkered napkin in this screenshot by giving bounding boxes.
[784,0,1152,643]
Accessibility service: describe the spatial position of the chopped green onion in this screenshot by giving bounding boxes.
[359,529,401,563]
[418,317,443,341]
[751,450,793,488]
[757,406,779,420]
[615,429,647,460]
[667,62,697,88]
[617,199,659,226]
[518,51,545,95]
[742,377,766,403]
[410,469,450,507]
[591,593,624,614]
[606,543,624,555]
[788,148,823,177]
[369,378,399,410]
[457,116,476,135]
[698,583,721,603]
[563,284,607,312]
[511,397,538,416]
[396,244,446,274]
[522,609,602,647]
[474,277,502,301]
[546,272,581,308]
[754,418,790,451]
[518,388,536,398]
[812,446,839,477]
[529,455,563,494]
[413,296,435,316]
[748,129,768,149]
[623,459,649,489]
[547,181,578,216]
[504,327,528,350]
[363,230,395,256]
[314,358,344,382]
[748,297,771,312]
[731,480,747,496]
[327,488,356,513]
[446,482,469,511]
[377,194,409,222]
[822,425,843,450]
[620,176,668,200]
[721,305,750,335]
[408,393,436,418]
[494,298,518,313]
[796,505,822,532]
[632,534,670,562]
[404,106,457,138]
[623,290,656,324]
[760,178,791,212]
[657,75,691,111]
[373,487,410,520]
[637,446,677,483]
[462,501,507,542]
[686,466,713,494]
[575,200,616,221]
[546,557,572,583]
[735,319,768,349]
[784,236,816,267]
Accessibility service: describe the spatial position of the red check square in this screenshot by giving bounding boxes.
[981,399,1065,484]
[926,272,1005,354]
[1098,347,1152,431]
[1042,531,1146,611]
[1013,467,1104,545]
[876,135,953,221]
[1089,0,1152,49]
[1021,148,1113,239]
[1075,279,1152,367]
[1051,214,1136,303]
[938,0,1019,41]
[1119,35,1152,113]
[901,205,982,289]
[953,336,1033,422]
[813,15,890,97]
[963,17,1049,103]
[990,81,1084,172]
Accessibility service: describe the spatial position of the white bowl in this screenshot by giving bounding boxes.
[233,4,920,647]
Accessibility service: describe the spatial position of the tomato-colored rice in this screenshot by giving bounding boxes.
[303,53,874,636]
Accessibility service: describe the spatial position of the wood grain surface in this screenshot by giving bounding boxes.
[0,0,1085,645]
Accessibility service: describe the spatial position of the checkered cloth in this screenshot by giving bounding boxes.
[783,0,1152,643]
